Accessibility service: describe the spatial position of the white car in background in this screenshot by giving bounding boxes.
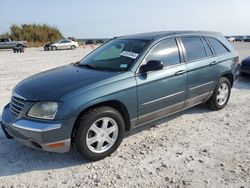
[227,37,236,42]
[51,39,79,50]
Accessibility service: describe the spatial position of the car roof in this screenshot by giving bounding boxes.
[117,31,222,41]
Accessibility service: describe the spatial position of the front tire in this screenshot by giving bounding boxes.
[74,106,125,161]
[71,45,76,50]
[207,77,231,110]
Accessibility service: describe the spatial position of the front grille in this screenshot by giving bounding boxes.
[9,95,26,116]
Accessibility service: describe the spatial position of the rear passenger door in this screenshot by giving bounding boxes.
[136,38,188,125]
[180,36,218,107]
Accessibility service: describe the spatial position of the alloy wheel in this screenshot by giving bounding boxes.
[86,117,119,153]
[216,83,229,105]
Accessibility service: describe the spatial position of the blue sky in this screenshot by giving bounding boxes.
[0,0,249,38]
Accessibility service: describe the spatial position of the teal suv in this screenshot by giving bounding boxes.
[1,31,239,161]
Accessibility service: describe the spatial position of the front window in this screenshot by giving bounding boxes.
[79,39,149,71]
[145,38,180,67]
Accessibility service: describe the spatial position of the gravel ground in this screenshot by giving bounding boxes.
[0,43,250,188]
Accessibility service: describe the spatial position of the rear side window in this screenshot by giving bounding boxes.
[206,37,229,55]
[146,38,180,67]
[181,36,207,61]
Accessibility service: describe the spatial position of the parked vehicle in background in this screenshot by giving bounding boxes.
[235,36,245,42]
[67,37,76,42]
[44,39,79,51]
[85,40,95,45]
[240,56,250,75]
[43,42,54,51]
[227,37,236,42]
[244,37,250,42]
[0,38,28,49]
[13,46,24,53]
[1,31,239,161]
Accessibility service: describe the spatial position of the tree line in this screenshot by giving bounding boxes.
[0,24,63,44]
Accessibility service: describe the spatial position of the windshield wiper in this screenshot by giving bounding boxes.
[74,62,100,70]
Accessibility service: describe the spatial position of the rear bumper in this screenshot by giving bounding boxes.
[1,105,71,153]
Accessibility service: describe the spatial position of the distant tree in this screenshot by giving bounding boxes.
[10,24,22,40]
[0,32,10,38]
[0,24,63,45]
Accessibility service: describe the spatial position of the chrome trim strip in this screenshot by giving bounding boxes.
[189,81,214,91]
[133,92,212,128]
[10,103,21,111]
[142,91,185,106]
[10,101,23,109]
[136,101,184,127]
[9,106,19,116]
[12,97,25,105]
[12,92,26,100]
[12,119,61,132]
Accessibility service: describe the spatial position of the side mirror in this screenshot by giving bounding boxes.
[140,60,163,73]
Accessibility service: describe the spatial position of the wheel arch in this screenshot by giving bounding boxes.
[71,100,132,138]
[221,72,234,88]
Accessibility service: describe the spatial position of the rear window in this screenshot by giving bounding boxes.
[181,36,207,61]
[206,37,229,55]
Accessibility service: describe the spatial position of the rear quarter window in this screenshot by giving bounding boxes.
[206,37,229,55]
[201,37,213,56]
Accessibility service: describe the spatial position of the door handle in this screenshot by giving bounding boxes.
[210,61,217,65]
[175,70,186,75]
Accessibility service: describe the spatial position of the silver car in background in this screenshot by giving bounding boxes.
[51,39,79,50]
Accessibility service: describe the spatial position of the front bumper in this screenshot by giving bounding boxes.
[1,104,71,153]
[240,67,250,74]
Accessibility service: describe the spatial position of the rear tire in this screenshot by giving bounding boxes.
[207,77,231,110]
[74,106,125,161]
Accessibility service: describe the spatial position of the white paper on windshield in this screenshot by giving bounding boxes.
[120,51,139,59]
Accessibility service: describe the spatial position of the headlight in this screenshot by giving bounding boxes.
[27,102,59,120]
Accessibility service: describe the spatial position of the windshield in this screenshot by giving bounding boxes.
[79,39,149,71]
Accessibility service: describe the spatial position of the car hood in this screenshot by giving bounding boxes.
[14,64,119,101]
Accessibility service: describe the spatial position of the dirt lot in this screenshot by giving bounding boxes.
[0,43,250,188]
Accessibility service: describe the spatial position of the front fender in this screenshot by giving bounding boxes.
[56,74,138,132]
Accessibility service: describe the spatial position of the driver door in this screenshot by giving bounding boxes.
[57,40,66,49]
[136,38,188,125]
